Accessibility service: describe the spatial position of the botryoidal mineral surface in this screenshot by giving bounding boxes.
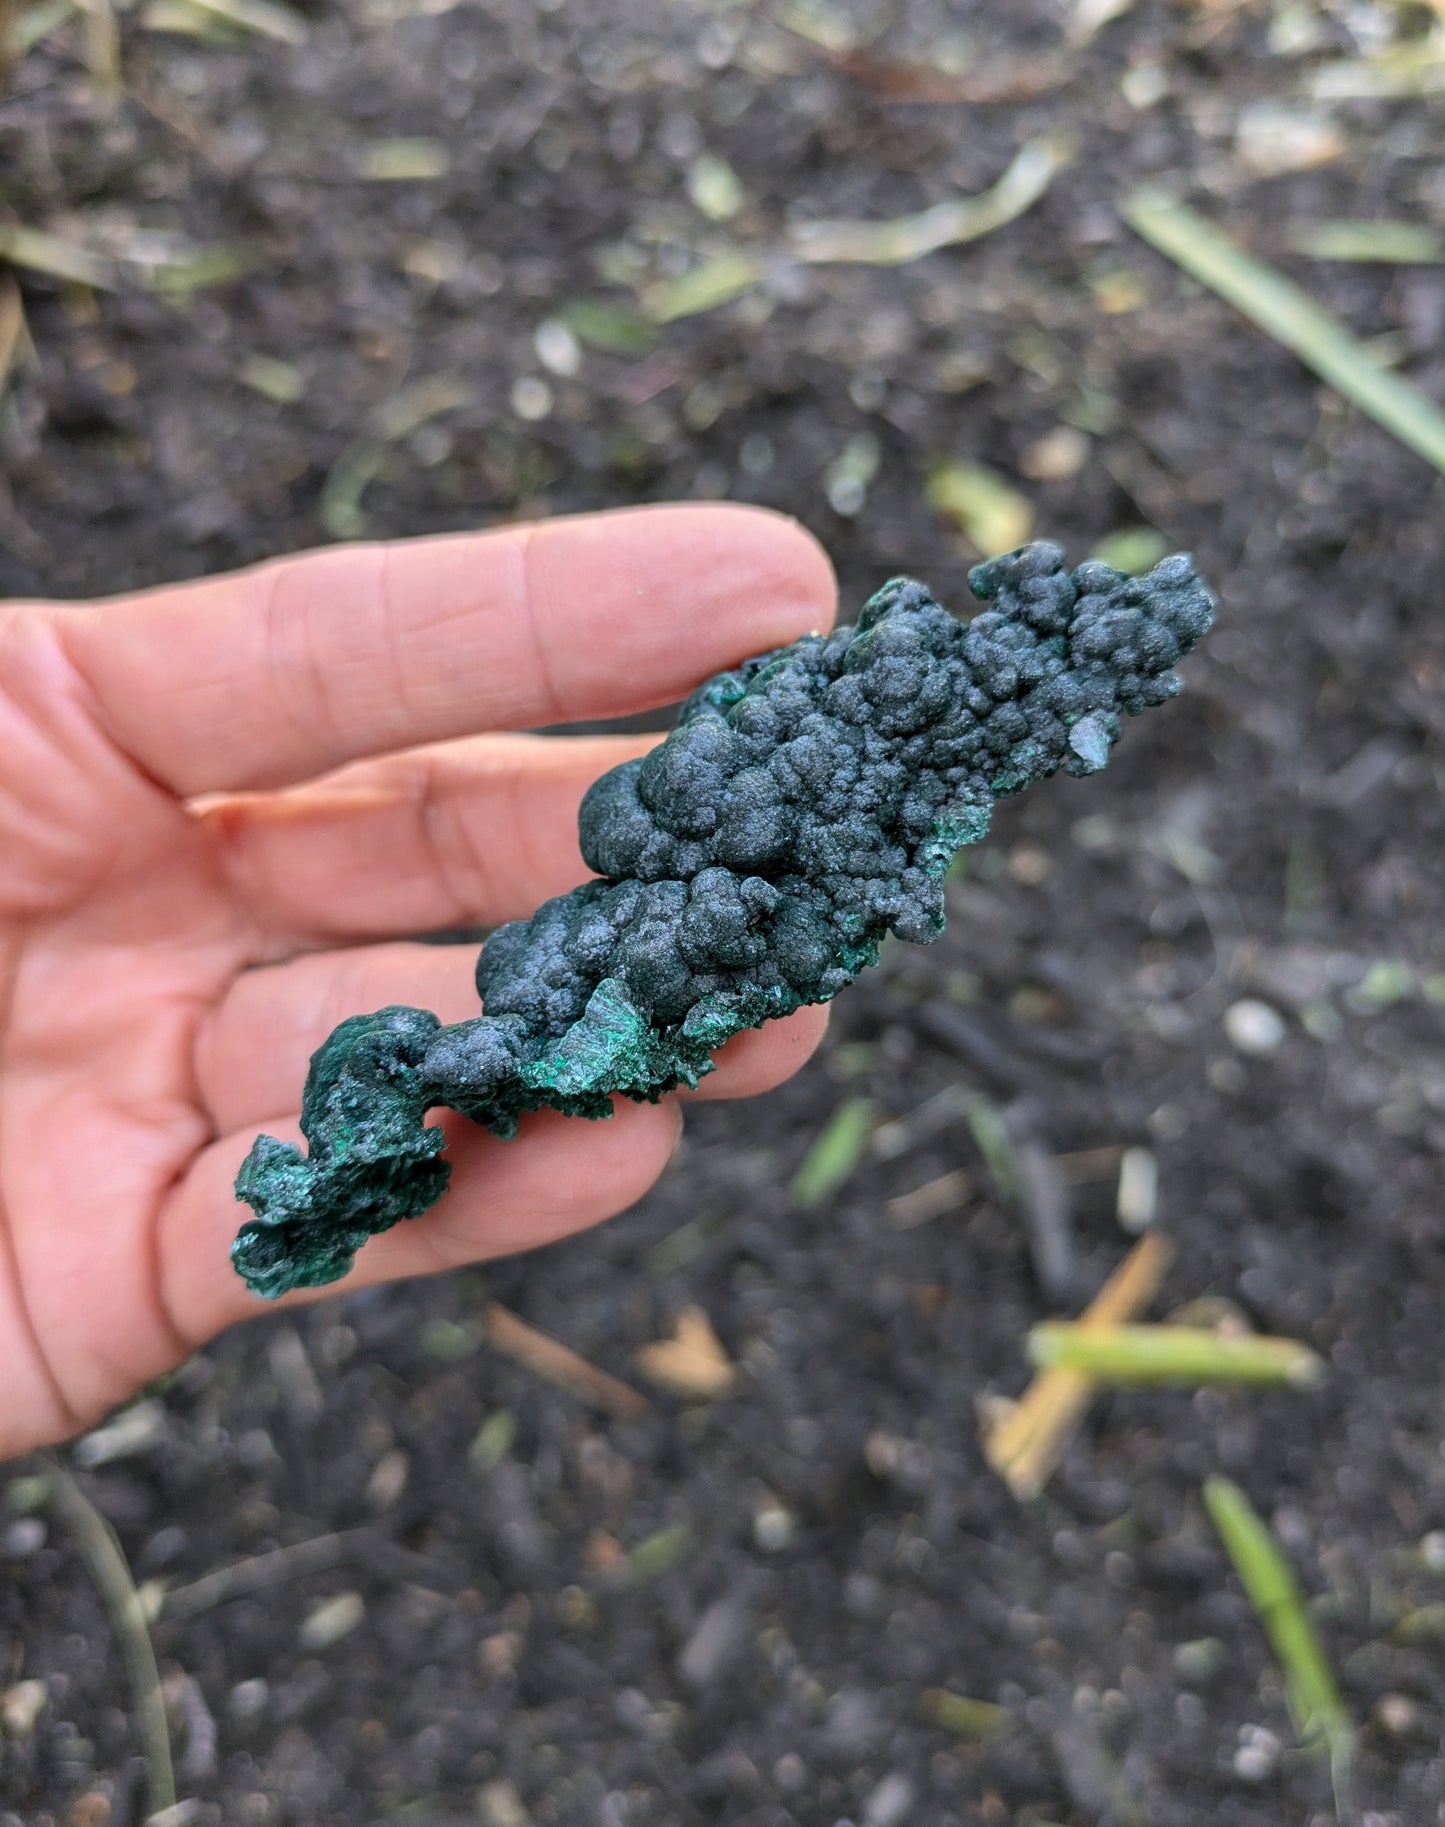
[233,542,1214,1297]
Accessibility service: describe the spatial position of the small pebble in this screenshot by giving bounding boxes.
[1232,1723,1281,1782]
[1175,1691,1207,1729]
[1121,60,1168,109]
[696,20,735,68]
[1172,1637,1225,1684]
[677,1593,749,1688]
[1072,813,1119,853]
[826,1688,882,1748]
[298,1591,365,1652]
[613,1688,653,1733]
[1224,998,1286,1055]
[1,1679,47,1735]
[319,1324,356,1366]
[479,1629,525,1679]
[1115,1146,1158,1233]
[533,318,581,377]
[843,1572,883,1618]
[825,433,880,518]
[1236,101,1344,178]
[1373,1693,1418,1737]
[1419,1529,1445,1573]
[510,376,553,422]
[365,1449,409,1511]
[477,1780,530,1827]
[753,1502,796,1553]
[738,432,774,477]
[267,1326,322,1420]
[229,1679,269,1720]
[1021,425,1089,482]
[139,1524,188,1571]
[4,1518,46,1557]
[1007,842,1051,886]
[687,153,744,222]
[863,1773,915,1827]
[657,111,701,163]
[557,1588,598,1634]
[773,1753,806,1791]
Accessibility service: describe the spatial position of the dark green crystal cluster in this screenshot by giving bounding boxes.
[233,542,1214,1297]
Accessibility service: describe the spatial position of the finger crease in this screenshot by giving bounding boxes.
[147,1175,201,1359]
[515,524,569,726]
[375,544,426,733]
[261,561,346,767]
[411,754,493,929]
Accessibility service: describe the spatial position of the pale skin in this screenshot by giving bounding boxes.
[0,503,837,1457]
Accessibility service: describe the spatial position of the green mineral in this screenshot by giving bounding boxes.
[233,542,1214,1297]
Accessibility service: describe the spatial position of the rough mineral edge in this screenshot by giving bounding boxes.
[233,541,1215,1298]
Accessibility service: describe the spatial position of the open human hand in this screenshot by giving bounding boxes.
[0,504,836,1455]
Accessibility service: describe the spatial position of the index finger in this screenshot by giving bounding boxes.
[53,504,836,795]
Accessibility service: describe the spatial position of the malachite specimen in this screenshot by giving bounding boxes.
[234,541,1214,1297]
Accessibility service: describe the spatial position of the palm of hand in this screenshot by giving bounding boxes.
[0,507,833,1454]
[1,615,248,1444]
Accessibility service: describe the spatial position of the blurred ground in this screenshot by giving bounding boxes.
[3,2,1445,1823]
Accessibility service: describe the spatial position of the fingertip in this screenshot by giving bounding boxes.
[707,503,838,638]
[685,1002,831,1102]
[609,502,838,646]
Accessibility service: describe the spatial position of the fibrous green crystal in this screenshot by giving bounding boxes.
[233,542,1214,1297]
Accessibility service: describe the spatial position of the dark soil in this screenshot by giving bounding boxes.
[4,3,1445,1824]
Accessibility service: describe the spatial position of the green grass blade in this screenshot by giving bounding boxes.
[1203,1476,1354,1778]
[643,251,764,325]
[46,1461,177,1819]
[960,1090,1019,1203]
[921,1689,1012,1739]
[1287,219,1444,264]
[789,1096,874,1207]
[15,0,78,50]
[791,135,1070,267]
[0,224,116,289]
[627,1522,693,1583]
[1030,1322,1324,1388]
[1123,187,1445,474]
[1090,528,1169,577]
[155,0,306,40]
[356,138,450,182]
[928,461,1034,557]
[557,297,657,355]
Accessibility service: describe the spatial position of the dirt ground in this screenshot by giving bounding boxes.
[4,2,1445,1823]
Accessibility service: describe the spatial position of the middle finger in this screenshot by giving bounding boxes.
[200,731,656,951]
